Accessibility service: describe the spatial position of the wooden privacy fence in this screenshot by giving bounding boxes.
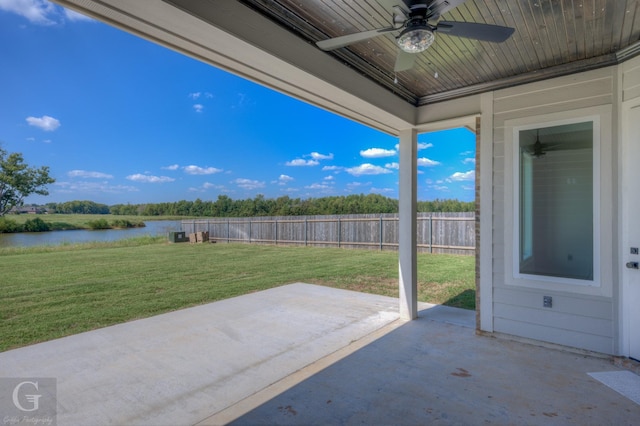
[182,212,475,255]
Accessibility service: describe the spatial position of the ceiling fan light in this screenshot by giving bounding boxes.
[397,27,434,53]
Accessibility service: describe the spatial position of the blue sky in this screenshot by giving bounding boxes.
[0,0,476,206]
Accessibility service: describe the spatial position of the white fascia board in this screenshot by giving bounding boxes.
[54,0,415,135]
[415,94,482,131]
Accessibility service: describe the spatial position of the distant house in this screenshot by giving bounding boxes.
[9,206,45,215]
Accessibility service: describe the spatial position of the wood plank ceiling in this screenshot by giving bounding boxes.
[240,0,640,105]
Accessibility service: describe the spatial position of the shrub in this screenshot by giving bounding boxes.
[111,219,146,228]
[23,217,51,232]
[48,222,77,231]
[110,219,131,228]
[0,217,22,233]
[86,219,111,230]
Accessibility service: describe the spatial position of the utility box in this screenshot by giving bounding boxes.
[168,231,188,243]
[186,231,209,243]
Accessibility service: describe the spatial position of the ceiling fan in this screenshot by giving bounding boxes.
[316,0,515,72]
[525,131,562,159]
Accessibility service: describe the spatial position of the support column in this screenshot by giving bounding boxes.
[398,128,418,321]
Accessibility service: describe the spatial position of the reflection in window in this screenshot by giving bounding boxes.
[519,121,593,281]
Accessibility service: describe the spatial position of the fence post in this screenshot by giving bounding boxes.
[274,219,278,245]
[429,213,433,253]
[304,218,308,246]
[227,219,230,243]
[249,219,252,244]
[338,217,341,248]
[380,215,383,251]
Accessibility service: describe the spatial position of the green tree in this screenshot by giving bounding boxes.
[0,148,55,216]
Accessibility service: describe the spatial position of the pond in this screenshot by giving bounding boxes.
[0,220,181,248]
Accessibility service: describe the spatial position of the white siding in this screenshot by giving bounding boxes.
[622,56,640,102]
[492,67,616,354]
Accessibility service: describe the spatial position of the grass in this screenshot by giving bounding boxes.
[0,239,475,351]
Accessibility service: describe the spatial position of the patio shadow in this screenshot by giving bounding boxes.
[226,306,639,425]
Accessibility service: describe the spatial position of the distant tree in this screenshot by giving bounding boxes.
[56,200,110,214]
[0,148,55,216]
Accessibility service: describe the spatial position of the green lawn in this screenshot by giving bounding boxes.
[0,239,475,351]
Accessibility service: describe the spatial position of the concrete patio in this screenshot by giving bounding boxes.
[1,283,638,425]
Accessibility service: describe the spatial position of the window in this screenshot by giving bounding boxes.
[517,121,594,282]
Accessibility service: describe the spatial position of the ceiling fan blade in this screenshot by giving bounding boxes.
[394,50,417,72]
[437,21,515,43]
[377,0,409,15]
[316,27,397,51]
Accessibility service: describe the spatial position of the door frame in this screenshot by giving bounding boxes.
[620,99,640,359]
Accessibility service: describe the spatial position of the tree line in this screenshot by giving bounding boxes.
[0,148,473,218]
[40,195,474,217]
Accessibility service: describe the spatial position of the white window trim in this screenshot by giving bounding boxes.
[504,105,613,297]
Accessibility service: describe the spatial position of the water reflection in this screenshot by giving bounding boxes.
[0,220,181,248]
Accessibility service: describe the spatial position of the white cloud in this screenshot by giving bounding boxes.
[183,165,222,175]
[162,164,180,171]
[305,183,330,190]
[370,187,394,194]
[463,158,476,164]
[276,174,294,185]
[448,170,475,181]
[310,152,333,160]
[67,170,113,179]
[360,148,396,158]
[26,115,60,131]
[0,0,57,25]
[233,178,265,190]
[346,163,392,176]
[189,92,212,100]
[394,142,433,152]
[64,8,93,22]
[189,182,225,192]
[203,182,223,189]
[323,175,334,181]
[385,162,399,170]
[322,165,342,171]
[126,174,175,183]
[417,157,441,167]
[193,104,204,113]
[0,0,93,24]
[286,159,319,167]
[55,181,138,194]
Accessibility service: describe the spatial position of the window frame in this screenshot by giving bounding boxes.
[510,115,602,288]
